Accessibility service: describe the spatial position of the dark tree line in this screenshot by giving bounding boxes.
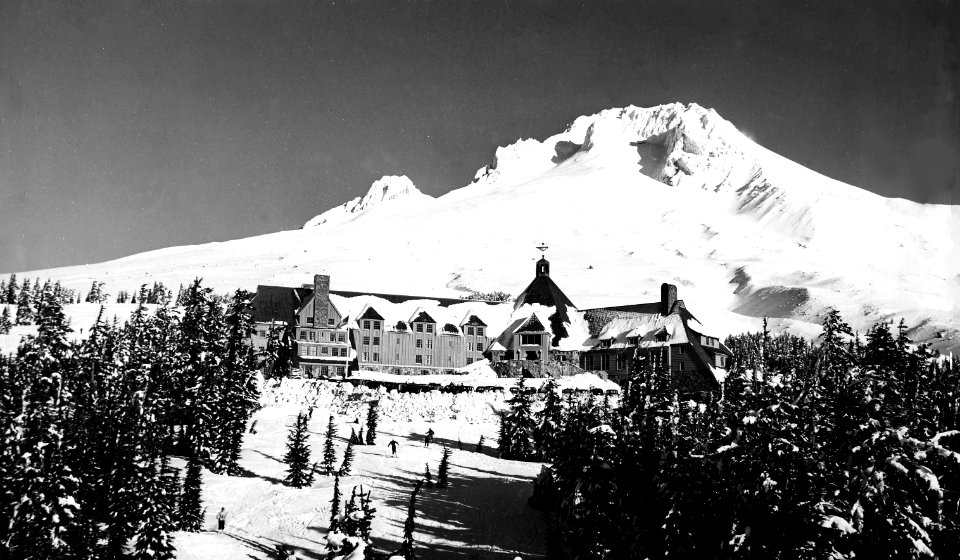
[0,279,261,560]
[512,310,960,559]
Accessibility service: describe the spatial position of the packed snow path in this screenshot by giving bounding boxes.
[174,381,547,559]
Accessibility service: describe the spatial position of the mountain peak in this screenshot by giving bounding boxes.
[304,175,432,227]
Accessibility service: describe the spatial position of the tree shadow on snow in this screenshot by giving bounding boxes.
[355,466,547,560]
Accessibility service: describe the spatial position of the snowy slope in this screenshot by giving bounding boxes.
[10,103,960,351]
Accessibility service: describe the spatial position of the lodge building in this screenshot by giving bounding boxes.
[248,256,731,391]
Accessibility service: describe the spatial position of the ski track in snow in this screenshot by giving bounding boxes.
[173,380,547,560]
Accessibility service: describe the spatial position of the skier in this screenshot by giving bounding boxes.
[216,507,227,531]
[388,439,399,457]
[424,427,435,447]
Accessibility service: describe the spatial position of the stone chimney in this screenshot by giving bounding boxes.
[660,283,678,315]
[313,274,330,326]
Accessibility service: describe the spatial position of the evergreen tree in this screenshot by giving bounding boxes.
[358,488,376,542]
[342,486,361,537]
[424,463,433,488]
[322,415,338,475]
[3,273,15,304]
[365,400,379,445]
[329,473,343,532]
[533,378,564,460]
[283,412,312,488]
[179,452,204,531]
[15,282,34,325]
[436,447,451,488]
[398,479,424,560]
[0,306,12,334]
[132,457,177,560]
[84,280,108,303]
[499,377,537,460]
[339,438,355,476]
[211,289,259,475]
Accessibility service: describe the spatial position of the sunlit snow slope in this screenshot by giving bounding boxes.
[14,103,960,351]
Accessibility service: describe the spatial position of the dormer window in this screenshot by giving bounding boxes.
[426,324,434,334]
[466,326,475,335]
[600,339,612,348]
[655,331,669,343]
[416,323,423,333]
[476,327,484,336]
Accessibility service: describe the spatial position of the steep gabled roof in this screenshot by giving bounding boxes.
[250,286,308,324]
[409,310,436,324]
[515,314,547,333]
[359,306,385,321]
[460,314,487,327]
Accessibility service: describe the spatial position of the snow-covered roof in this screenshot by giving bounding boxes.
[327,293,514,337]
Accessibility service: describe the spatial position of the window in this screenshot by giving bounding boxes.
[415,355,423,364]
[426,339,433,349]
[259,329,267,337]
[476,327,484,336]
[600,355,610,370]
[338,333,346,343]
[466,326,474,335]
[363,352,369,361]
[476,342,485,352]
[466,357,474,365]
[335,366,344,376]
[320,365,329,376]
[299,331,306,340]
[396,337,400,344]
[395,353,400,362]
[426,324,434,334]
[373,353,379,362]
[328,318,335,326]
[416,339,423,348]
[308,331,315,341]
[520,334,541,346]
[679,362,685,371]
[298,346,307,356]
[362,336,370,345]
[616,354,627,370]
[373,336,380,346]
[306,317,314,325]
[416,323,423,333]
[321,346,329,355]
[340,348,348,357]
[373,321,381,330]
[363,320,370,330]
[425,355,433,365]
[678,346,685,354]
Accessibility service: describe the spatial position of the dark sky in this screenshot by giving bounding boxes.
[1,0,957,273]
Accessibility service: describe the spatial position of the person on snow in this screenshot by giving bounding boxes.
[388,439,399,457]
[216,507,227,531]
[424,427,435,447]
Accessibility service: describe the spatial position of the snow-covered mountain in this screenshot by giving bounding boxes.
[12,103,960,351]
[303,175,432,227]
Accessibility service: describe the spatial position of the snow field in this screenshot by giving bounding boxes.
[174,381,547,559]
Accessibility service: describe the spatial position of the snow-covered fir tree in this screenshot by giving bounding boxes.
[322,414,338,476]
[0,306,12,334]
[179,452,204,531]
[339,437,355,476]
[365,400,379,445]
[283,411,312,488]
[329,473,343,532]
[435,447,451,489]
[498,377,536,460]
